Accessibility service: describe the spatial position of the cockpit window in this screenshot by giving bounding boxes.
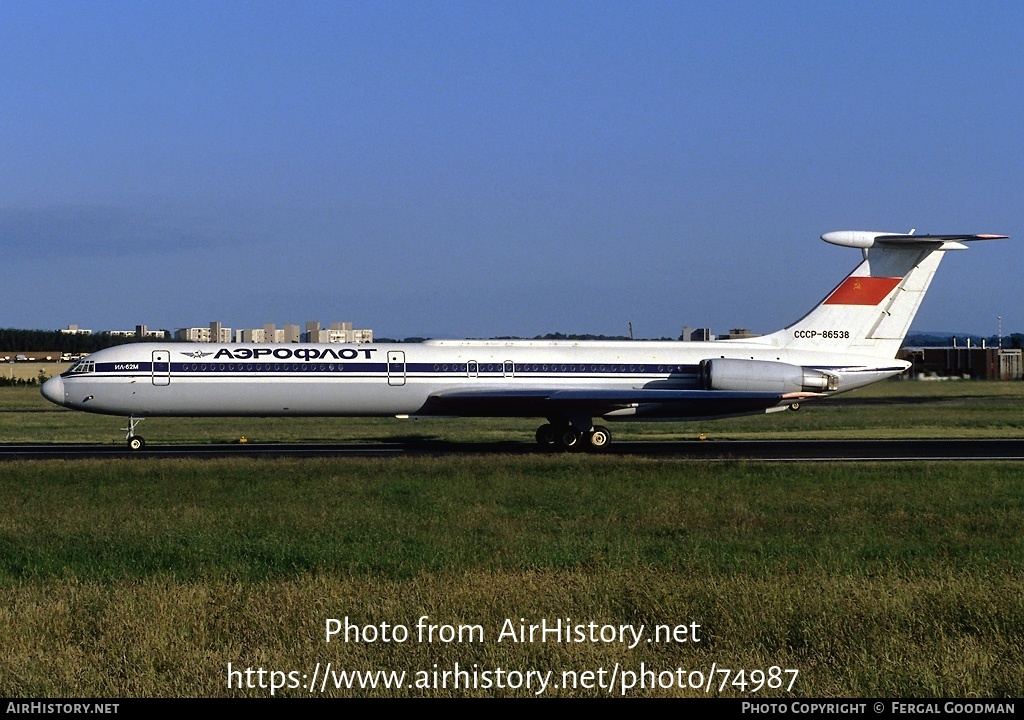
[70,360,95,374]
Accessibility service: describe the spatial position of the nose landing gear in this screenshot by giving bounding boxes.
[122,416,146,450]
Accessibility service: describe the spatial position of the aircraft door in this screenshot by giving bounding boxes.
[152,350,171,386]
[387,351,406,386]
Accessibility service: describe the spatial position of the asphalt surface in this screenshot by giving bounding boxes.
[2,438,1024,461]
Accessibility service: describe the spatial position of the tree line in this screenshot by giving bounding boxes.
[0,328,175,353]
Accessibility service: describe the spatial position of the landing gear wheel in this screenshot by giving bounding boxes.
[535,424,556,446]
[127,435,145,451]
[587,425,611,449]
[556,428,581,450]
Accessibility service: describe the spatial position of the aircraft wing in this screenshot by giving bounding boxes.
[423,386,821,419]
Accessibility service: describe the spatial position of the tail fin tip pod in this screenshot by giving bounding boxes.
[765,230,1007,359]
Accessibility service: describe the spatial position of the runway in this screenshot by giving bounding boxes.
[2,438,1024,461]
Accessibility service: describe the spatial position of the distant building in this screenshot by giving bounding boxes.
[261,323,285,343]
[282,324,301,343]
[237,328,266,343]
[900,344,1023,380]
[135,325,167,339]
[175,324,231,343]
[317,322,373,343]
[176,327,209,342]
[61,323,167,338]
[722,328,759,340]
[199,321,375,343]
[258,321,376,343]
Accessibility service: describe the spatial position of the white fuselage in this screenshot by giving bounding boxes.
[43,338,906,420]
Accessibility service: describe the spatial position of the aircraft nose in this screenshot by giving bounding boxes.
[41,375,65,406]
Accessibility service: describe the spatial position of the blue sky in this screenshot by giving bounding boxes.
[2,1,1020,338]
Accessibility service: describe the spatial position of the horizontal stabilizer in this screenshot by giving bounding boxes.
[822,230,1007,250]
[874,233,1008,244]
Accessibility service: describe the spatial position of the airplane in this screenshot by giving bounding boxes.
[41,230,1006,450]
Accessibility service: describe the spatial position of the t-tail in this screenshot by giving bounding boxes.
[759,231,1008,359]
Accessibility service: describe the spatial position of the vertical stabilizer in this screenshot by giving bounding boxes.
[760,232,1006,359]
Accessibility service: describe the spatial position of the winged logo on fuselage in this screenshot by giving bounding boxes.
[182,351,214,359]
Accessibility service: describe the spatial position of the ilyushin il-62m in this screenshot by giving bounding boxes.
[41,230,1005,450]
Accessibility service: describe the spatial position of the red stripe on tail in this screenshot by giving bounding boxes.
[823,276,901,305]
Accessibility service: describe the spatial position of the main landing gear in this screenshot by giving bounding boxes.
[122,416,146,451]
[535,421,611,451]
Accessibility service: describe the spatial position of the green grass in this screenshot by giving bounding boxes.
[1,457,1022,580]
[2,383,1023,697]
[0,456,1022,697]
